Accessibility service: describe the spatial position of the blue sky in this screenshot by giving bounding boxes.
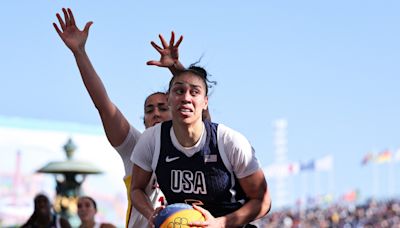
[1,0,400,210]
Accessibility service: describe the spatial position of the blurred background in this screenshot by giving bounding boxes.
[1,1,399,227]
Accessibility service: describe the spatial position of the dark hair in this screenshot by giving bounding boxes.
[22,194,52,227]
[79,196,97,210]
[144,92,167,108]
[142,91,168,125]
[34,194,50,205]
[168,64,216,95]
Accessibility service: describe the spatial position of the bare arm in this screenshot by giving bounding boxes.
[60,217,72,228]
[130,164,156,224]
[100,223,117,228]
[191,169,271,227]
[53,8,129,146]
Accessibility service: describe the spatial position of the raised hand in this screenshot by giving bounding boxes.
[147,31,183,68]
[53,8,93,53]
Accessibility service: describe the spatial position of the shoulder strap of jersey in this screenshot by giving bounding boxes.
[151,121,171,171]
[217,123,233,173]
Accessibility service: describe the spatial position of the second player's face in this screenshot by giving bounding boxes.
[144,93,171,128]
[77,198,96,222]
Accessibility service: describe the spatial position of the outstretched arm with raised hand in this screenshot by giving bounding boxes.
[147,31,186,76]
[53,8,130,147]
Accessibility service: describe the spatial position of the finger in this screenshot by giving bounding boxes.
[155,206,165,213]
[150,41,163,54]
[62,8,71,26]
[56,13,66,31]
[53,23,63,37]
[159,34,168,49]
[146,61,162,66]
[169,31,175,47]
[192,205,212,219]
[188,221,209,227]
[83,21,93,35]
[67,8,76,26]
[175,35,183,47]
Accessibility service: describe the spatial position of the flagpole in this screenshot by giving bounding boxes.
[329,165,334,202]
[388,157,395,198]
[314,170,320,204]
[372,161,378,199]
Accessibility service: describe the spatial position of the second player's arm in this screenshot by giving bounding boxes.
[54,8,130,146]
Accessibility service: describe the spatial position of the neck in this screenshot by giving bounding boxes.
[173,120,204,147]
[36,214,52,224]
[80,220,96,228]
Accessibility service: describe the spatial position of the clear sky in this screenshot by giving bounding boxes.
[1,0,400,211]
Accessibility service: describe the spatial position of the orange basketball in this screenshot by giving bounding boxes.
[154,203,205,228]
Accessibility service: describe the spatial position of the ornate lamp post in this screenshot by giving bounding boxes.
[37,138,102,220]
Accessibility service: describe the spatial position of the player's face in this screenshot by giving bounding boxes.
[34,195,51,216]
[168,72,208,125]
[77,197,96,222]
[144,93,171,128]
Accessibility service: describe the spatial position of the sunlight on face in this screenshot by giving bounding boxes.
[77,197,97,222]
[144,93,171,128]
[168,72,208,125]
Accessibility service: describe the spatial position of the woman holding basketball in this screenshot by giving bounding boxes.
[131,65,271,227]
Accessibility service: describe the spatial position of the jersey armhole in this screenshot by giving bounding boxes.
[151,124,162,171]
[217,124,233,173]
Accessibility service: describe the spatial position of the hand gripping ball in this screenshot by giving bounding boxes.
[154,203,205,228]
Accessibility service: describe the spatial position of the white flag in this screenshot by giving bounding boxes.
[263,162,300,179]
[315,155,333,171]
[395,149,400,162]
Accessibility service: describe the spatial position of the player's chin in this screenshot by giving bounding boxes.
[151,121,161,127]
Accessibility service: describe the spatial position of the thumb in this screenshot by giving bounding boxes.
[146,60,162,66]
[83,21,93,34]
[192,204,212,219]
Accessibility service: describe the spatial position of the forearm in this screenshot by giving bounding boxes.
[219,170,271,227]
[72,50,112,110]
[72,49,130,146]
[219,197,271,227]
[131,189,155,220]
[131,165,155,221]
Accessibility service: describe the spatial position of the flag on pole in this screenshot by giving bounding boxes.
[341,189,359,202]
[361,152,374,166]
[395,148,400,162]
[375,150,392,164]
[288,162,300,174]
[315,155,333,171]
[263,162,300,179]
[300,160,315,172]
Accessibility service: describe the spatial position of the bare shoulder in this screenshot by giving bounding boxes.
[59,217,72,228]
[100,223,117,228]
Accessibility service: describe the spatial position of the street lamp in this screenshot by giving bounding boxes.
[37,138,102,221]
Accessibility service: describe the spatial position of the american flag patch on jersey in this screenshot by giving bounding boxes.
[204,154,217,163]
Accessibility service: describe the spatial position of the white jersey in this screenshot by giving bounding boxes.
[131,122,260,184]
[114,125,164,228]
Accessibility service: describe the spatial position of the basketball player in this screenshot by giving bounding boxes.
[53,8,189,228]
[131,66,271,227]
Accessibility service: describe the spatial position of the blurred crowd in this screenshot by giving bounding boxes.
[254,198,400,228]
